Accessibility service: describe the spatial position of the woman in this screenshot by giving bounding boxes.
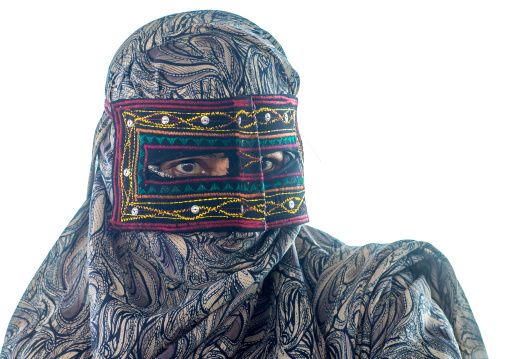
[1,10,487,359]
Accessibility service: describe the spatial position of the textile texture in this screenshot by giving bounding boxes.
[107,95,307,232]
[1,10,487,359]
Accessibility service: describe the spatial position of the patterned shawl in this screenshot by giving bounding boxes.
[1,10,487,359]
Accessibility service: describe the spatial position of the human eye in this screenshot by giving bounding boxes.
[261,151,295,174]
[174,160,202,175]
[156,152,229,178]
[159,158,204,177]
[282,151,295,165]
[261,157,276,173]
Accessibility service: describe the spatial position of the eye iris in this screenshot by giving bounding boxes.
[261,159,273,172]
[180,161,195,173]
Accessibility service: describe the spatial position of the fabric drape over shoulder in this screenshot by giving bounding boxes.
[1,10,487,359]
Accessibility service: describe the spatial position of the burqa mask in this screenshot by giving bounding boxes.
[104,13,308,233]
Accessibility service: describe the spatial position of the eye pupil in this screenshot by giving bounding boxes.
[180,161,195,172]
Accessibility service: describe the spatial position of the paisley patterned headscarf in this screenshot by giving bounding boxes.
[1,10,487,359]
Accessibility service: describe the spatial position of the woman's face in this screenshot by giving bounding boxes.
[158,150,293,178]
[155,149,298,237]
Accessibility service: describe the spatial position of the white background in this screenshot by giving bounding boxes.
[0,1,506,357]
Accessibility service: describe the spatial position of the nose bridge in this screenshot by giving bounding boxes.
[209,156,230,176]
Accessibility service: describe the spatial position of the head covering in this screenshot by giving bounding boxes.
[102,10,307,233]
[2,10,486,359]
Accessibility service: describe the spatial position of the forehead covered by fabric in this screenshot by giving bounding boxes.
[106,95,308,232]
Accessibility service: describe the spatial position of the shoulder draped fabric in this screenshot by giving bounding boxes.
[1,10,487,359]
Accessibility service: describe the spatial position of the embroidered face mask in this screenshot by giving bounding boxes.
[106,94,308,232]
